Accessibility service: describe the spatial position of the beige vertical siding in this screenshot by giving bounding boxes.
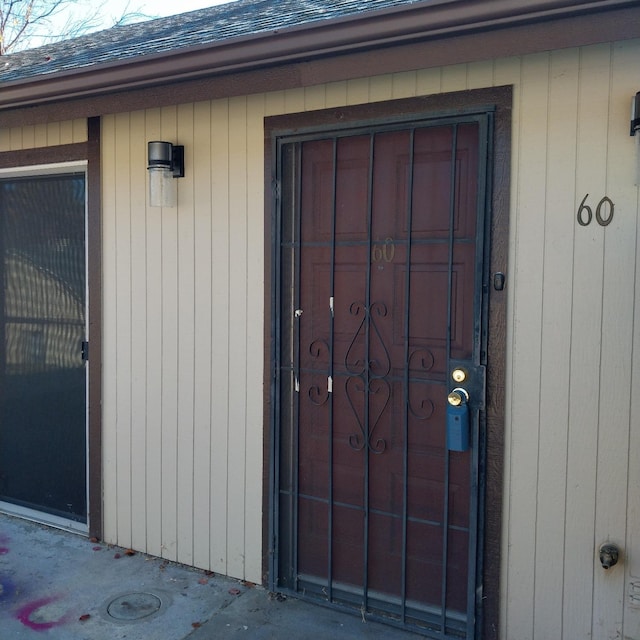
[502,41,640,640]
[96,37,640,637]
[0,119,87,151]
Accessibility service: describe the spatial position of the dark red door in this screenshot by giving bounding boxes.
[274,118,487,638]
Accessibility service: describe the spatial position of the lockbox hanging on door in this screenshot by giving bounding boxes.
[447,387,470,452]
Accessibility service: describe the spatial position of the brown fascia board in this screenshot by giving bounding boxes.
[0,0,638,112]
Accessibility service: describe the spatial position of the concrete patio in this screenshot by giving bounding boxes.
[0,513,421,639]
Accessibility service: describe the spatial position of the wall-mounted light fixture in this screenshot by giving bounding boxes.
[630,92,640,186]
[147,141,185,207]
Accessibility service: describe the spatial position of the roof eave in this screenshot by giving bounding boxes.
[1,0,638,110]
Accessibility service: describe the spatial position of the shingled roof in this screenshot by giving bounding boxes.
[0,0,420,83]
[1,0,638,115]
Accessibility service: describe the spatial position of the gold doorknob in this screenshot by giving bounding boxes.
[452,368,467,383]
[447,387,470,406]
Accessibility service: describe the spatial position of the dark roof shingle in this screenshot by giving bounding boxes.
[1,0,420,83]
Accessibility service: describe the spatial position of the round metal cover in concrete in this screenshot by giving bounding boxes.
[107,592,162,620]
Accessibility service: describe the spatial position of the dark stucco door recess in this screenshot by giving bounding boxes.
[0,172,87,530]
[271,112,491,638]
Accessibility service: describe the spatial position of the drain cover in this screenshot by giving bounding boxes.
[107,593,162,620]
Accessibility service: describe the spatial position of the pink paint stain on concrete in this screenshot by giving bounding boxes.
[16,596,68,631]
[0,547,9,555]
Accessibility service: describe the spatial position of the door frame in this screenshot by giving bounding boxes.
[0,118,102,540]
[263,87,511,639]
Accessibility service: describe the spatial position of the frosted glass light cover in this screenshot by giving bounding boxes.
[149,166,176,207]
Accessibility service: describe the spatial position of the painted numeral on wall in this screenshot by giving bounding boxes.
[577,194,614,227]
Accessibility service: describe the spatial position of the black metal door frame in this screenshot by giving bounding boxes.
[263,86,513,640]
[269,108,493,638]
[0,165,89,531]
[0,126,102,540]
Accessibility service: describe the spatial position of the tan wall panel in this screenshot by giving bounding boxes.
[369,73,393,102]
[113,111,134,551]
[97,41,640,635]
[265,90,286,117]
[346,77,370,105]
[534,47,579,640]
[159,105,180,564]
[226,95,250,578]
[244,92,267,582]
[505,52,549,640]
[129,108,149,555]
[101,113,119,547]
[325,80,347,108]
[176,101,196,568]
[467,60,495,91]
[0,119,87,151]
[441,63,468,93]
[563,43,610,640]
[391,70,417,99]
[208,97,232,575]
[191,99,214,571]
[142,109,164,559]
[593,39,637,640]
[304,84,326,111]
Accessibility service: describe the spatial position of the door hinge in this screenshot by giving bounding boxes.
[81,341,89,362]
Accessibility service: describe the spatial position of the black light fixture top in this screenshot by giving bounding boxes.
[148,141,185,177]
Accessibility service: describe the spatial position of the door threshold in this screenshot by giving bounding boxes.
[0,501,88,536]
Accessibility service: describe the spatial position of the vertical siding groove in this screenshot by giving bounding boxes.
[129,109,148,553]
[507,52,550,640]
[192,100,213,570]
[210,98,231,576]
[244,93,267,582]
[534,48,580,640]
[177,102,196,567]
[114,110,132,549]
[102,115,118,546]
[562,43,609,640]
[591,39,636,640]
[144,109,163,558]
[159,105,180,561]
[227,95,248,578]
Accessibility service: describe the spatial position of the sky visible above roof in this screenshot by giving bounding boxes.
[1,0,421,83]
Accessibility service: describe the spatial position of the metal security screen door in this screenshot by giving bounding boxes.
[0,171,87,526]
[272,114,490,638]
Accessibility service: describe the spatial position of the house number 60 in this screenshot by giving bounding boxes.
[372,237,395,263]
[576,194,614,227]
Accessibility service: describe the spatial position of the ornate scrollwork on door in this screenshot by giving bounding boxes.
[346,376,390,454]
[345,301,391,377]
[344,301,391,454]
